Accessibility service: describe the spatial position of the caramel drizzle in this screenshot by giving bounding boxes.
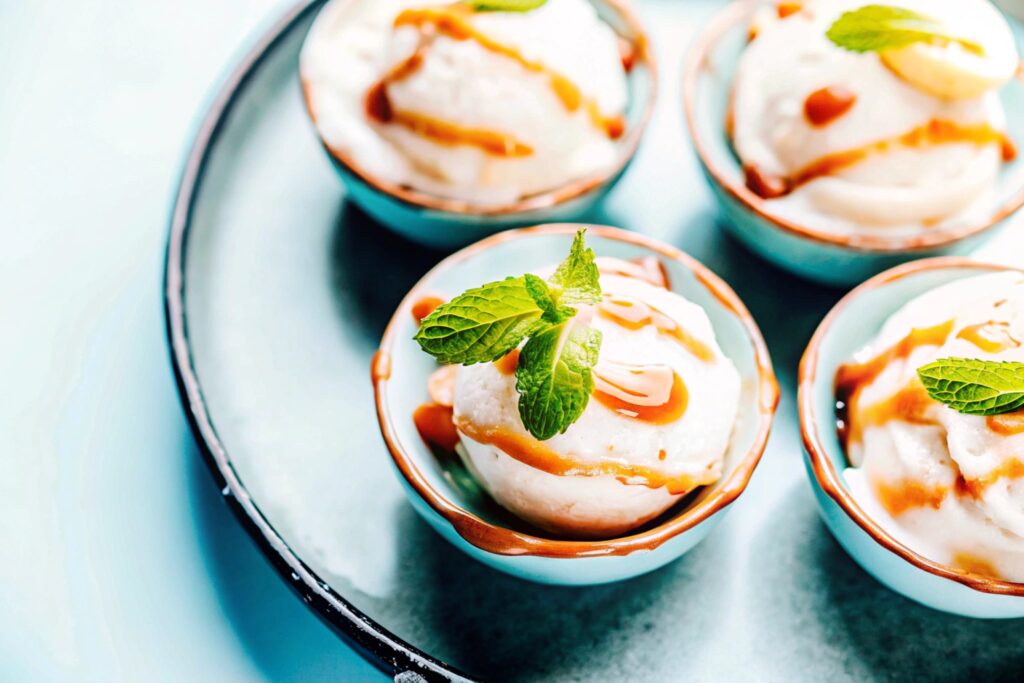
[951,551,1001,579]
[956,321,1021,354]
[365,4,625,158]
[455,415,712,495]
[835,319,953,449]
[414,402,461,452]
[593,370,689,424]
[988,411,1024,436]
[494,348,520,376]
[598,295,716,363]
[803,86,857,128]
[411,295,445,323]
[872,477,948,516]
[746,119,1015,200]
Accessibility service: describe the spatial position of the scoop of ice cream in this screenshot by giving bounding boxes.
[839,271,1024,580]
[301,0,629,205]
[453,268,741,538]
[732,0,1015,234]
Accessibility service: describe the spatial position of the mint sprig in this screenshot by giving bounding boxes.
[826,5,984,56]
[414,229,603,439]
[917,358,1024,416]
[516,322,602,440]
[466,0,547,12]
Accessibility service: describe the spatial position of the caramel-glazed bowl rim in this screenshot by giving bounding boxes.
[798,256,1024,596]
[682,0,1024,255]
[373,224,780,559]
[300,0,658,217]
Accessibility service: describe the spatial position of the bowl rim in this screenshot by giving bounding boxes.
[373,223,780,559]
[798,256,1024,596]
[300,0,658,218]
[682,0,1024,255]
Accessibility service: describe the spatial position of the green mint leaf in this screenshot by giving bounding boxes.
[515,321,601,440]
[414,276,543,365]
[466,0,547,12]
[549,229,602,306]
[917,358,1024,416]
[826,5,984,56]
[524,274,575,325]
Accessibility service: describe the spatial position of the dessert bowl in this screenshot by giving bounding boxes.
[373,224,778,585]
[800,257,1024,618]
[301,0,656,249]
[684,0,1024,286]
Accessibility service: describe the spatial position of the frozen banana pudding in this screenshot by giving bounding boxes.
[411,231,741,538]
[837,271,1024,580]
[732,0,1019,235]
[301,0,634,205]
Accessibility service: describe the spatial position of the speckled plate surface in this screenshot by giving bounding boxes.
[166,0,1024,680]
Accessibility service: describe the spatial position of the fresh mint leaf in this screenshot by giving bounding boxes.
[466,0,547,12]
[826,5,984,55]
[515,321,601,440]
[414,277,543,365]
[917,358,1024,416]
[524,274,575,325]
[550,229,602,306]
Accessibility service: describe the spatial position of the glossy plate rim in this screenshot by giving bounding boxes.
[163,1,473,679]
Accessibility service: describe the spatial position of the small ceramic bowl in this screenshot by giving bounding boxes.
[373,224,778,585]
[800,257,1024,618]
[301,0,657,250]
[683,0,1024,286]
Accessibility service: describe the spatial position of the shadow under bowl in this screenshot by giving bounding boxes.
[799,257,1024,618]
[373,223,779,585]
[683,0,1024,286]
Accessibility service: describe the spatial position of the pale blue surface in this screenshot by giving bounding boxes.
[0,1,382,680]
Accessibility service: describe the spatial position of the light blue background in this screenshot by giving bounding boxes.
[0,1,382,679]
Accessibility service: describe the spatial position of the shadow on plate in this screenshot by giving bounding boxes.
[380,505,731,682]
[745,480,1024,681]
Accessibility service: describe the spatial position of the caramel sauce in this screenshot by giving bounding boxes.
[835,320,953,449]
[411,295,446,323]
[1003,137,1018,162]
[951,551,1001,579]
[495,348,520,376]
[595,256,671,289]
[598,296,716,363]
[956,321,1021,354]
[848,380,936,446]
[959,458,1024,498]
[746,119,1015,200]
[803,86,857,128]
[371,350,392,381]
[455,415,710,495]
[987,411,1024,436]
[776,2,802,18]
[872,477,947,516]
[413,402,461,452]
[593,371,689,424]
[367,3,625,155]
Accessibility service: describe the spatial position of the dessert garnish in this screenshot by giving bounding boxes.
[826,5,983,56]
[467,0,547,11]
[415,230,604,439]
[917,358,1024,416]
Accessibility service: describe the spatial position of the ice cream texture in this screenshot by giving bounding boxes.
[301,0,631,204]
[732,0,1018,234]
[838,271,1024,580]
[449,262,741,537]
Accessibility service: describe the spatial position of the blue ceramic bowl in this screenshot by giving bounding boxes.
[799,257,1024,618]
[374,224,778,585]
[684,1,1024,286]
[301,0,657,250]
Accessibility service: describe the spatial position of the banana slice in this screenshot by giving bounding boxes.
[880,0,1019,100]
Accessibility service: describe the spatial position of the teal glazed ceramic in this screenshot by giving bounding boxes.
[373,224,779,585]
[684,0,1024,286]
[799,258,1024,618]
[301,0,657,249]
